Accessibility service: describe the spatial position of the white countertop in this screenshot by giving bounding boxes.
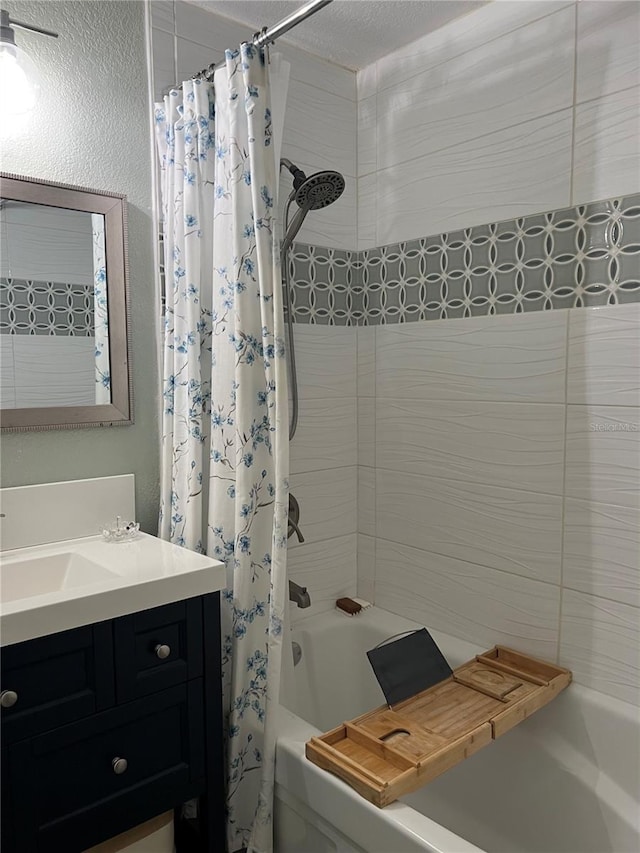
[0,532,225,646]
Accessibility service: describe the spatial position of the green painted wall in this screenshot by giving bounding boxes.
[0,1,160,533]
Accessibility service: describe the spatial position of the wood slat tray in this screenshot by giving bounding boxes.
[306,646,571,807]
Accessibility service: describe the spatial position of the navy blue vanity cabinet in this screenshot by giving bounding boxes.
[0,593,224,853]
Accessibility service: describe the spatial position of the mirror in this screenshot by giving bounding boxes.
[0,173,132,430]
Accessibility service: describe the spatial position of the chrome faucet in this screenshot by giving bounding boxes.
[289,579,311,608]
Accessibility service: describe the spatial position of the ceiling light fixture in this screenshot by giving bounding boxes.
[0,9,58,126]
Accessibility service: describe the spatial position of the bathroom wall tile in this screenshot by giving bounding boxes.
[563,498,640,607]
[357,95,377,176]
[377,6,575,170]
[358,466,375,538]
[376,469,563,585]
[559,589,640,705]
[290,397,357,474]
[567,305,640,406]
[175,1,245,51]
[280,43,356,101]
[375,539,561,661]
[576,0,640,103]
[0,335,15,408]
[288,533,357,624]
[289,467,357,551]
[375,1,573,93]
[12,336,96,407]
[376,399,565,495]
[375,312,567,403]
[565,405,640,509]
[357,534,376,604]
[293,325,356,399]
[357,326,376,397]
[176,36,220,83]
[358,397,375,468]
[357,63,377,101]
[150,1,175,34]
[572,88,640,207]
[283,79,356,179]
[376,109,573,245]
[151,27,176,100]
[357,173,376,251]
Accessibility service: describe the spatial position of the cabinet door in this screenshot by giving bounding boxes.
[0,622,114,743]
[114,598,203,701]
[7,681,205,853]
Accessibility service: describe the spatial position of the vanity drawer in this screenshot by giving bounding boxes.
[0,622,114,743]
[7,681,205,853]
[114,598,203,701]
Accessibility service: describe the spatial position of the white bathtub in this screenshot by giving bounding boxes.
[274,607,640,853]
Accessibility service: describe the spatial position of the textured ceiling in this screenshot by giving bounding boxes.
[190,1,487,70]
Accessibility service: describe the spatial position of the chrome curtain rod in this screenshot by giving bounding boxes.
[181,0,333,87]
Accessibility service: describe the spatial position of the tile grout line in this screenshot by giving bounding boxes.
[556,310,572,663]
[568,2,580,207]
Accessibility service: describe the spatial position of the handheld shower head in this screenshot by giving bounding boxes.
[293,170,345,211]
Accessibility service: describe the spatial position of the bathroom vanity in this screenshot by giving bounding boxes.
[0,478,226,853]
[1,593,224,852]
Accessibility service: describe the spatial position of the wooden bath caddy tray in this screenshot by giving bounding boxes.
[306,646,571,807]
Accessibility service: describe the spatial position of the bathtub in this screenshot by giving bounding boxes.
[274,607,640,853]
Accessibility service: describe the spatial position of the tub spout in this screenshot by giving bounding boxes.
[289,579,311,608]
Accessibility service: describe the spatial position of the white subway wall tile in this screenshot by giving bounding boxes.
[377,399,565,494]
[357,534,376,603]
[0,336,16,409]
[292,325,356,399]
[576,0,640,103]
[376,109,573,245]
[290,397,357,474]
[358,466,375,537]
[175,2,246,50]
[176,37,220,83]
[358,397,375,468]
[289,467,357,550]
[283,79,356,178]
[150,1,175,33]
[572,87,640,206]
[375,539,561,661]
[563,498,640,607]
[357,63,377,101]
[357,325,376,397]
[559,589,640,705]
[375,1,573,93]
[565,405,640,509]
[357,95,377,176]
[375,312,568,403]
[377,6,575,171]
[288,533,357,624]
[357,173,376,250]
[567,305,640,406]
[151,28,176,100]
[376,469,563,585]
[280,42,356,100]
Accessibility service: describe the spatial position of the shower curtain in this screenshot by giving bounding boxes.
[155,45,290,853]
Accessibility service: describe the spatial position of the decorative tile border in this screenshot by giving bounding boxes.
[0,278,95,336]
[288,193,640,325]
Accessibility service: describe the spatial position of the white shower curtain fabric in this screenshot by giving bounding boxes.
[155,45,290,853]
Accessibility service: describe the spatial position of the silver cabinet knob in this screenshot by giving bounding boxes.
[112,757,128,775]
[0,690,18,709]
[155,643,171,660]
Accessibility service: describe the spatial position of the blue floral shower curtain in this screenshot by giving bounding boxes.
[155,46,290,853]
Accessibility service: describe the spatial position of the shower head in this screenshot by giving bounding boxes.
[293,170,345,211]
[280,159,345,257]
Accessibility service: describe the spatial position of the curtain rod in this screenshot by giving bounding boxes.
[176,0,333,88]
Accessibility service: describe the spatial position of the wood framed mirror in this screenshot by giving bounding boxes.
[0,173,132,431]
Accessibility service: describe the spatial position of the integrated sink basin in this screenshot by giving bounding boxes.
[1,553,120,602]
[0,533,225,646]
